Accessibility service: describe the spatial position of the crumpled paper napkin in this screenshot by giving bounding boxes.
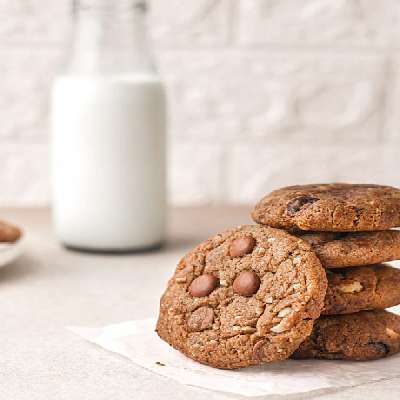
[69,315,400,397]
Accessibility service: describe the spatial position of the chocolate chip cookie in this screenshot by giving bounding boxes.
[292,310,400,361]
[323,264,400,315]
[0,220,21,243]
[156,225,327,369]
[299,230,400,268]
[252,184,400,232]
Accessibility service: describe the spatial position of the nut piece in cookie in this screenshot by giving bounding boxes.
[187,306,214,332]
[293,310,400,361]
[252,183,400,231]
[156,225,327,369]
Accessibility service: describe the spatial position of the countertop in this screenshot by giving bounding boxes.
[1,207,400,400]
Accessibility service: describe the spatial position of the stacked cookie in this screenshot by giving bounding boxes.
[157,184,400,369]
[252,184,400,361]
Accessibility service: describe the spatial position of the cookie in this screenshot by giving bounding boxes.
[0,220,22,243]
[299,230,400,268]
[156,225,327,369]
[252,183,400,232]
[292,310,400,361]
[323,264,400,315]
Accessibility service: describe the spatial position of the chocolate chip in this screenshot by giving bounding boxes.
[233,271,260,296]
[187,306,214,332]
[253,340,268,361]
[287,196,319,216]
[229,236,256,257]
[334,232,351,240]
[369,341,390,356]
[188,274,218,297]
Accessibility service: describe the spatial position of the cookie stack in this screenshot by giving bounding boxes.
[157,184,400,369]
[252,184,400,361]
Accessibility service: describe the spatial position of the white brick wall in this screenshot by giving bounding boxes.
[0,0,399,206]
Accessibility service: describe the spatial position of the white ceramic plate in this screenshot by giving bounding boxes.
[0,237,24,269]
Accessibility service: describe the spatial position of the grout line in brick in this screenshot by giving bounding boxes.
[0,42,68,49]
[217,145,230,205]
[156,45,400,56]
[227,0,238,47]
[380,54,396,141]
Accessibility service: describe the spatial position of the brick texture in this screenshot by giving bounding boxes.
[0,144,49,206]
[226,144,389,204]
[0,0,70,44]
[0,48,64,141]
[238,0,400,47]
[149,0,232,47]
[159,51,386,145]
[0,0,398,206]
[169,141,224,205]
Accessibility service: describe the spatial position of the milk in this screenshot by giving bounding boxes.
[51,75,166,251]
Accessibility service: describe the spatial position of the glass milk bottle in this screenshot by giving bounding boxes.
[51,0,166,252]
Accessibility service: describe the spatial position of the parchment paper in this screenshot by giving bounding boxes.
[69,312,400,398]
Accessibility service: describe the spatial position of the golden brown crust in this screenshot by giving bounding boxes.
[252,183,400,232]
[293,310,400,361]
[0,220,22,243]
[156,225,327,369]
[323,264,400,315]
[299,230,400,268]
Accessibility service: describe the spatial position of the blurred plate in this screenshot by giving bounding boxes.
[0,237,24,269]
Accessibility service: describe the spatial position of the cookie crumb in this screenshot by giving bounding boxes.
[155,361,165,366]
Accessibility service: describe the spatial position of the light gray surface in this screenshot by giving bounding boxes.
[1,207,400,400]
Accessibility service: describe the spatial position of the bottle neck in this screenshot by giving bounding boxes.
[67,0,156,76]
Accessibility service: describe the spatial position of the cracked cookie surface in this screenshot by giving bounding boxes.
[293,310,400,361]
[323,264,400,315]
[299,230,400,268]
[0,220,22,243]
[252,183,400,232]
[156,225,327,369]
